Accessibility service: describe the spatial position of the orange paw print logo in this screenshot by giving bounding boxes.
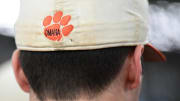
[43,11,74,41]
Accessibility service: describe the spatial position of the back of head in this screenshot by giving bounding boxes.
[19,47,134,101]
[13,0,166,101]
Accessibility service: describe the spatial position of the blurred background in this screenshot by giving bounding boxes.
[0,0,180,101]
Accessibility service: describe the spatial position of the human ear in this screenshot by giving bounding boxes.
[126,45,144,89]
[12,49,30,93]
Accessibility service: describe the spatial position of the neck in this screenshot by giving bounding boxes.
[29,85,125,101]
[29,69,127,101]
[29,75,126,101]
[30,94,124,101]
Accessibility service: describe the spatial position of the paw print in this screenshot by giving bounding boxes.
[43,11,74,41]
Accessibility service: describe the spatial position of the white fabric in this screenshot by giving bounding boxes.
[15,0,149,51]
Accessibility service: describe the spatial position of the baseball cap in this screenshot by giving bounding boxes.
[15,0,166,62]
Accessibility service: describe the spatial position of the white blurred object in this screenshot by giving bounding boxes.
[0,61,28,101]
[0,0,20,37]
[149,3,180,52]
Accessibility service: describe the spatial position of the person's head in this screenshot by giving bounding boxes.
[13,0,166,101]
[12,45,144,101]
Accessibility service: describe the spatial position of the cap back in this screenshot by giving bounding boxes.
[15,0,149,51]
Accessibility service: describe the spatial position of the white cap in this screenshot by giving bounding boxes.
[15,0,166,61]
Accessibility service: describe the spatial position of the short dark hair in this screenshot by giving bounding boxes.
[19,46,134,101]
